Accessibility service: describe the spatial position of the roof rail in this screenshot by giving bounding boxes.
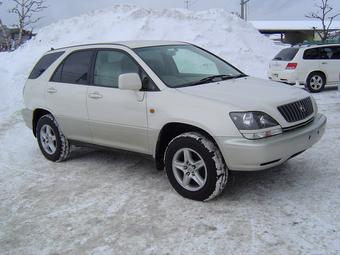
[301,39,340,46]
[48,42,132,52]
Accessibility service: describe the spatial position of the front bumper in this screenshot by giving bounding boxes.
[216,113,327,171]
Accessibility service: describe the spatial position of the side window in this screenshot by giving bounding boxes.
[319,47,332,59]
[330,47,340,59]
[51,50,93,84]
[303,48,319,60]
[29,51,64,79]
[140,72,158,91]
[172,48,219,75]
[93,50,139,88]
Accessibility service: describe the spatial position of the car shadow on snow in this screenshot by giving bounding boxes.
[219,160,313,201]
[66,146,315,202]
[66,145,163,180]
[296,84,338,92]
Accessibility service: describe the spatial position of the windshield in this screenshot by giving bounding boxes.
[134,45,244,88]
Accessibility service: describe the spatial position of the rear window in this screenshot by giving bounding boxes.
[28,51,64,79]
[273,48,299,61]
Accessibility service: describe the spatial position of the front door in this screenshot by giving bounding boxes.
[86,49,149,154]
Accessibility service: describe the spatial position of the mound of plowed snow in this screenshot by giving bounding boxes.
[0,5,280,121]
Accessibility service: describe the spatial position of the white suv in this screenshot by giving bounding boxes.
[22,41,326,201]
[268,44,340,92]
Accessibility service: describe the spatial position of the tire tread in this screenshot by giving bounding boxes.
[36,114,71,162]
[165,132,228,201]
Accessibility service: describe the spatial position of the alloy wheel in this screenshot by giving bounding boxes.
[172,148,207,191]
[309,75,323,90]
[40,124,57,155]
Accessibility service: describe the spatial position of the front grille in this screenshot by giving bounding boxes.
[278,97,314,123]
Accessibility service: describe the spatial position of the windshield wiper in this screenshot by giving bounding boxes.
[197,74,248,83]
[198,74,233,84]
[177,74,247,88]
[232,74,248,79]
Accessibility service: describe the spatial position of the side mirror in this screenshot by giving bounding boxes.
[118,73,142,91]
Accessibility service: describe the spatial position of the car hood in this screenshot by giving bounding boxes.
[176,76,309,111]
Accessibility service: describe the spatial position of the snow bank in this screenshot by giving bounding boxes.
[0,5,280,121]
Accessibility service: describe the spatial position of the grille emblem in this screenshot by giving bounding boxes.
[299,104,306,112]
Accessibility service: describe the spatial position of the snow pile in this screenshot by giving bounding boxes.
[0,5,280,121]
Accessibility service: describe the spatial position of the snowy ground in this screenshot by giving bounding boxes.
[0,88,339,255]
[0,5,340,255]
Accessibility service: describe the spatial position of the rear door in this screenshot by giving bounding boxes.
[46,50,94,143]
[300,47,322,81]
[86,49,149,154]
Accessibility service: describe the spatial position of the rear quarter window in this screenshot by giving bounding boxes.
[273,48,299,61]
[28,51,65,79]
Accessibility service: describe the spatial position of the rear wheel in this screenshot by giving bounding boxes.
[36,114,71,162]
[306,72,326,93]
[164,132,228,201]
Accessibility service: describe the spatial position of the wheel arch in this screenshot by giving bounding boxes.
[306,70,327,84]
[32,108,52,137]
[154,122,223,170]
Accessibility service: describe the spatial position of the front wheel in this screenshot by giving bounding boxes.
[164,132,228,201]
[306,72,326,93]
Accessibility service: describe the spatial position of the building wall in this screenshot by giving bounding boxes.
[283,31,315,45]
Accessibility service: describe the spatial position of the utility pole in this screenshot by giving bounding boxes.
[184,0,190,9]
[240,0,251,20]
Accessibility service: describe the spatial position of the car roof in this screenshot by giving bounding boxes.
[50,40,189,52]
[295,43,340,50]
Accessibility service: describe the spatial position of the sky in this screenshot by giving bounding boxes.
[0,0,340,29]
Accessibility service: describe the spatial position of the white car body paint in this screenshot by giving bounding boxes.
[23,41,327,171]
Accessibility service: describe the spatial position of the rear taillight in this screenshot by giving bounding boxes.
[286,63,298,70]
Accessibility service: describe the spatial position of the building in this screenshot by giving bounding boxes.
[0,26,35,51]
[250,20,340,45]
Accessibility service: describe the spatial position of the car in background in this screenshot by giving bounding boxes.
[268,44,340,93]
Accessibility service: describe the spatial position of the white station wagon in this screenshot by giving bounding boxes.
[22,41,327,201]
[268,44,340,92]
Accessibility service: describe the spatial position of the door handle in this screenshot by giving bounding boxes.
[47,87,57,94]
[321,62,328,64]
[88,92,103,99]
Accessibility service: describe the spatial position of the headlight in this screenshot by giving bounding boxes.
[229,111,282,139]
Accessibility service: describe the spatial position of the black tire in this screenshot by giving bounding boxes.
[306,72,326,93]
[36,114,71,162]
[164,132,228,201]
